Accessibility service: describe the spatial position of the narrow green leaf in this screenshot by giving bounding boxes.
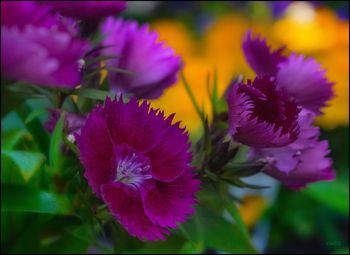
[221,177,270,189]
[210,67,220,115]
[107,67,135,76]
[221,162,265,178]
[49,112,65,171]
[85,54,119,66]
[1,184,71,214]
[2,150,45,182]
[212,67,219,105]
[181,72,205,124]
[74,88,115,101]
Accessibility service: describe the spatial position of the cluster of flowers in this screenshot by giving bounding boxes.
[1,1,335,242]
[1,1,180,98]
[229,30,335,190]
[1,1,191,242]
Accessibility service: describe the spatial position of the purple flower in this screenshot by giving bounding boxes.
[242,30,287,76]
[249,110,336,190]
[100,18,181,99]
[1,1,57,30]
[1,25,89,88]
[242,30,334,114]
[1,1,90,88]
[1,1,78,34]
[76,97,200,241]
[227,76,300,148]
[276,54,334,115]
[41,1,126,21]
[44,109,86,137]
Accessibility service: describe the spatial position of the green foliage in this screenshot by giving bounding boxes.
[74,88,115,101]
[1,2,348,252]
[1,184,72,215]
[303,180,349,215]
[2,150,45,182]
[49,112,65,172]
[182,206,258,254]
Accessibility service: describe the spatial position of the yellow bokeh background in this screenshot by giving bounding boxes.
[149,2,349,137]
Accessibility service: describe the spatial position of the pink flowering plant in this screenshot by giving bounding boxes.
[1,1,341,254]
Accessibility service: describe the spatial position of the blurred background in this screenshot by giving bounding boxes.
[1,1,348,254]
[123,1,349,253]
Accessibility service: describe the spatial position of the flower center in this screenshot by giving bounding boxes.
[114,147,152,189]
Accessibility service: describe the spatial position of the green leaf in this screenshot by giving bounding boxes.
[85,54,119,66]
[24,108,48,124]
[1,111,26,132]
[182,206,258,253]
[2,150,45,182]
[49,113,65,171]
[132,234,186,254]
[1,88,24,117]
[1,128,28,150]
[219,184,250,239]
[1,184,72,214]
[74,88,115,101]
[17,102,50,156]
[302,180,349,215]
[40,225,93,253]
[207,67,221,116]
[107,67,135,76]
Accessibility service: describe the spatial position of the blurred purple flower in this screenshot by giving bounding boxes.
[249,110,335,190]
[1,25,89,88]
[40,1,127,21]
[1,1,58,30]
[100,18,181,99]
[76,97,200,241]
[1,1,89,88]
[242,30,334,115]
[44,109,86,137]
[227,76,300,148]
[1,1,79,34]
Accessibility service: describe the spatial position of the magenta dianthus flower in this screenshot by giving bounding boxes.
[249,110,336,190]
[76,97,200,241]
[40,1,126,21]
[227,76,300,148]
[242,30,333,115]
[100,18,181,99]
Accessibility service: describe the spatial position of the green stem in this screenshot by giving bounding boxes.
[181,72,205,124]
